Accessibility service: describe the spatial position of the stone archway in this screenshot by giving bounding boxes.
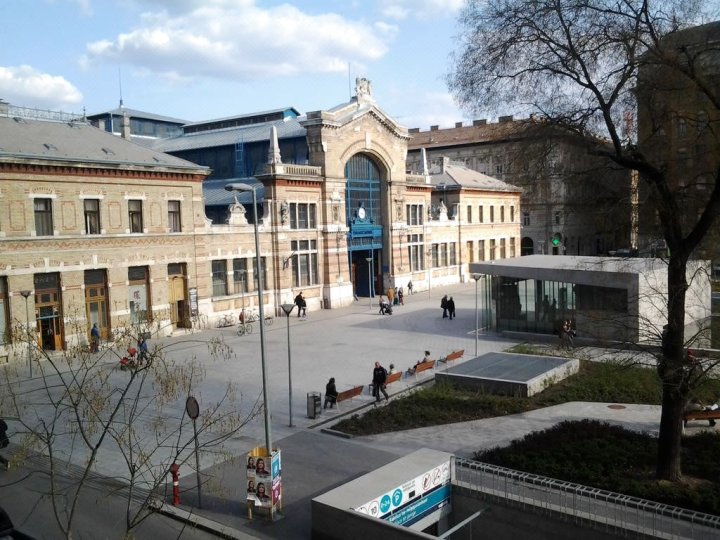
[521,236,534,256]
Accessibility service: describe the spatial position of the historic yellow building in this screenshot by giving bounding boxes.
[0,82,520,359]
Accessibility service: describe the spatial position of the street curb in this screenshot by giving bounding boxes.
[150,499,256,539]
[319,427,354,439]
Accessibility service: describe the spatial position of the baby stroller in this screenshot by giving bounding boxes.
[379,301,393,315]
[119,347,139,370]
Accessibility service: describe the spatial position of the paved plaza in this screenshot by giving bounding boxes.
[0,282,674,539]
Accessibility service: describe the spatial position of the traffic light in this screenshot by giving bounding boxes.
[551,232,562,247]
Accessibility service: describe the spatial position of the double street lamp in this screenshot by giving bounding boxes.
[280,303,295,427]
[20,290,32,377]
[224,183,272,455]
[472,274,482,357]
[365,257,373,309]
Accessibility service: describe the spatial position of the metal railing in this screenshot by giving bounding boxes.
[1,103,84,123]
[453,457,720,539]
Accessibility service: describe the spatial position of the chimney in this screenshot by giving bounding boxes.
[472,119,487,126]
[430,125,439,131]
[121,111,131,139]
[498,115,514,123]
[455,122,463,128]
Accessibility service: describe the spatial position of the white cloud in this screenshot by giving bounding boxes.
[379,0,464,20]
[82,1,389,83]
[0,65,83,109]
[391,91,465,131]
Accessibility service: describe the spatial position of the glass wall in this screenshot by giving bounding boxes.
[492,276,628,334]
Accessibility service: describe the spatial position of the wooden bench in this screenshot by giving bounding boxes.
[411,359,436,378]
[368,371,403,394]
[438,349,464,366]
[334,385,364,410]
[683,409,720,427]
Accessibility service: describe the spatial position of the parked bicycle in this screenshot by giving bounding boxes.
[216,313,235,328]
[241,309,273,326]
[237,322,254,336]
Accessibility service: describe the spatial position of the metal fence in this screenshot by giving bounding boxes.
[453,457,720,539]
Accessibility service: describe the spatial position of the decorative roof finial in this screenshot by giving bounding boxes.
[268,125,282,166]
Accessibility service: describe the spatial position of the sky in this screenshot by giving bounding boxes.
[0,0,475,130]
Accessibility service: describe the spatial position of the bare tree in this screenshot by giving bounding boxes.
[449,0,720,480]
[0,306,261,539]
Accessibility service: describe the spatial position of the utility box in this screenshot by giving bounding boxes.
[307,392,321,419]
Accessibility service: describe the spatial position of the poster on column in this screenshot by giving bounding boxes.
[245,448,278,508]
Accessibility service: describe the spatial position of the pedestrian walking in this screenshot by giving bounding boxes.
[441,294,449,318]
[387,287,395,306]
[398,287,404,305]
[408,280,413,295]
[447,297,456,320]
[372,361,389,404]
[89,323,100,353]
[294,291,307,318]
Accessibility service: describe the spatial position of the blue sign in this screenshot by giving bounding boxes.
[380,494,392,514]
[392,489,402,507]
[385,484,451,527]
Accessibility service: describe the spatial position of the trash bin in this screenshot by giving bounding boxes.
[307,392,321,419]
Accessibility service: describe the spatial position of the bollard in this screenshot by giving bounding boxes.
[169,462,180,506]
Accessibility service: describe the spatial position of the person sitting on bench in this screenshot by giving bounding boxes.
[408,351,431,374]
[685,398,719,426]
[324,377,338,409]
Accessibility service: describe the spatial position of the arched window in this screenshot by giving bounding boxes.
[345,154,382,225]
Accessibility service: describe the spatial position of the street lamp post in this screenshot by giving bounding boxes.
[280,303,295,427]
[20,290,32,377]
[224,183,272,456]
[472,274,481,357]
[365,257,373,309]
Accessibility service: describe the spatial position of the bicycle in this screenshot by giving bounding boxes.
[217,313,235,328]
[237,322,254,336]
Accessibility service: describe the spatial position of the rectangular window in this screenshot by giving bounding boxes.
[500,238,506,259]
[406,204,424,226]
[34,198,53,236]
[252,256,269,290]
[290,203,317,229]
[490,206,495,223]
[84,199,101,235]
[291,240,318,287]
[500,206,505,222]
[129,199,144,233]
[0,277,8,345]
[466,205,472,223]
[168,200,181,232]
[478,240,486,261]
[510,237,516,258]
[489,239,496,260]
[479,206,484,223]
[495,164,503,176]
[449,243,457,265]
[233,258,249,293]
[510,206,515,223]
[212,260,228,297]
[467,241,474,263]
[128,266,150,323]
[431,244,439,268]
[407,234,425,271]
[523,212,530,226]
[554,211,561,225]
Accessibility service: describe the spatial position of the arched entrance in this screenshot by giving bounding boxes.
[345,154,384,297]
[521,236,534,256]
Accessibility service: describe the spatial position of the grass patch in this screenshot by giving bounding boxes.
[332,360,720,436]
[475,420,720,515]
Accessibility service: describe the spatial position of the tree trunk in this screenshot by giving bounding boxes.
[656,383,685,480]
[655,254,689,481]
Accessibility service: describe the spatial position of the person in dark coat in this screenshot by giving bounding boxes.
[324,377,338,408]
[441,295,449,318]
[447,297,456,320]
[294,291,307,318]
[372,362,389,403]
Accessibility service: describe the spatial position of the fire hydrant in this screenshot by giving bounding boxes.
[169,462,180,506]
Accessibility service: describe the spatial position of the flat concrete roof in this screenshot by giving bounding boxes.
[444,352,570,383]
[469,255,675,288]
